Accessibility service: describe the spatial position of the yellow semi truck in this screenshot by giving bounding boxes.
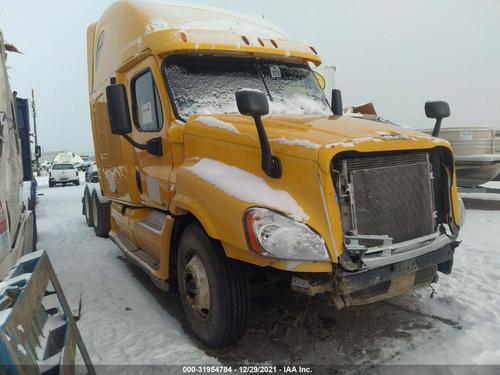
[85,1,463,348]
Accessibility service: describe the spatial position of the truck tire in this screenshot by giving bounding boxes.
[91,190,110,238]
[49,180,54,188]
[75,180,80,186]
[83,187,94,227]
[177,225,248,348]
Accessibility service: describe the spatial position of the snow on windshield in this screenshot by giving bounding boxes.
[165,57,331,119]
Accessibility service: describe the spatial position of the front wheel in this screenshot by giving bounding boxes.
[177,225,249,348]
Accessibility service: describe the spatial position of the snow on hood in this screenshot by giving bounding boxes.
[186,114,442,160]
[185,158,308,221]
[271,137,320,149]
[196,116,239,134]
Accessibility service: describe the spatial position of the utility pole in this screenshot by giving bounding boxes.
[31,89,41,177]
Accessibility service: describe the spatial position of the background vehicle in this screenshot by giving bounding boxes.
[49,163,80,187]
[85,1,462,348]
[53,151,85,165]
[85,162,99,182]
[0,30,36,278]
[79,161,93,171]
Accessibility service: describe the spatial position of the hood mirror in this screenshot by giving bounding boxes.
[236,89,281,178]
[425,101,450,137]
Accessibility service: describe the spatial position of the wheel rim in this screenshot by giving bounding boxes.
[92,197,98,227]
[183,254,210,320]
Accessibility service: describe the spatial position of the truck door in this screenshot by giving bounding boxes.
[125,57,173,210]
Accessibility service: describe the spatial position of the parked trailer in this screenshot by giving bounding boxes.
[84,1,462,348]
[423,127,500,187]
[0,29,94,373]
[0,31,36,278]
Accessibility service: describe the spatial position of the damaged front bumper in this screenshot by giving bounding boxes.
[291,234,460,308]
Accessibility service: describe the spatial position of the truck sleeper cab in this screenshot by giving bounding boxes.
[85,1,462,348]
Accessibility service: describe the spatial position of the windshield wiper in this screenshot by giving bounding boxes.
[254,63,274,102]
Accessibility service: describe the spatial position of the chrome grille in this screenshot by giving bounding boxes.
[342,152,435,244]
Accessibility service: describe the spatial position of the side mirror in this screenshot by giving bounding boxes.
[106,84,132,135]
[35,145,41,158]
[425,101,450,137]
[235,89,281,178]
[105,83,162,156]
[236,89,269,117]
[331,89,343,116]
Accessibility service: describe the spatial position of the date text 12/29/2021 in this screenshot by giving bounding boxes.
[182,366,313,373]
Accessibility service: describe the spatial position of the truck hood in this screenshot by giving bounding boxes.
[184,114,450,163]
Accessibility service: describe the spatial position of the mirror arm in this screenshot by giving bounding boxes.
[122,135,162,156]
[123,134,147,150]
[253,115,282,178]
[432,118,443,137]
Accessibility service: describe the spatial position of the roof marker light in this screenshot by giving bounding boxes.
[180,31,188,43]
[257,37,265,47]
[241,35,250,45]
[309,46,318,55]
[270,39,278,48]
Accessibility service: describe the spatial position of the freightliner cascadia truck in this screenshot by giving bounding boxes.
[85,1,463,347]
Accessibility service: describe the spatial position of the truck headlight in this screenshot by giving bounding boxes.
[243,208,330,261]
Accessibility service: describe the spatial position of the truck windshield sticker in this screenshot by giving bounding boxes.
[269,65,281,79]
[141,102,153,125]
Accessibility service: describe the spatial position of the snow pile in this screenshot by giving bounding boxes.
[16,344,27,356]
[325,141,355,148]
[185,159,308,221]
[271,138,320,149]
[196,116,239,134]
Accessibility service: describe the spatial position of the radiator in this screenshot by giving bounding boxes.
[344,152,435,244]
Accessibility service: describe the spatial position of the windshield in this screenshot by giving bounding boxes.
[52,164,74,170]
[164,57,331,120]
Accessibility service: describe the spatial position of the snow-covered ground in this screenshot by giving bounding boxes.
[375,209,500,364]
[35,174,216,365]
[34,173,500,366]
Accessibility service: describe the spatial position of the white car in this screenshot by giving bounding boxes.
[49,163,80,187]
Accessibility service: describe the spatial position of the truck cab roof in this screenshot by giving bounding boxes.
[87,0,322,94]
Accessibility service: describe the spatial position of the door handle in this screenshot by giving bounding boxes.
[135,170,142,194]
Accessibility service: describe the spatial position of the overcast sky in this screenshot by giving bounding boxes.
[1,0,499,153]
